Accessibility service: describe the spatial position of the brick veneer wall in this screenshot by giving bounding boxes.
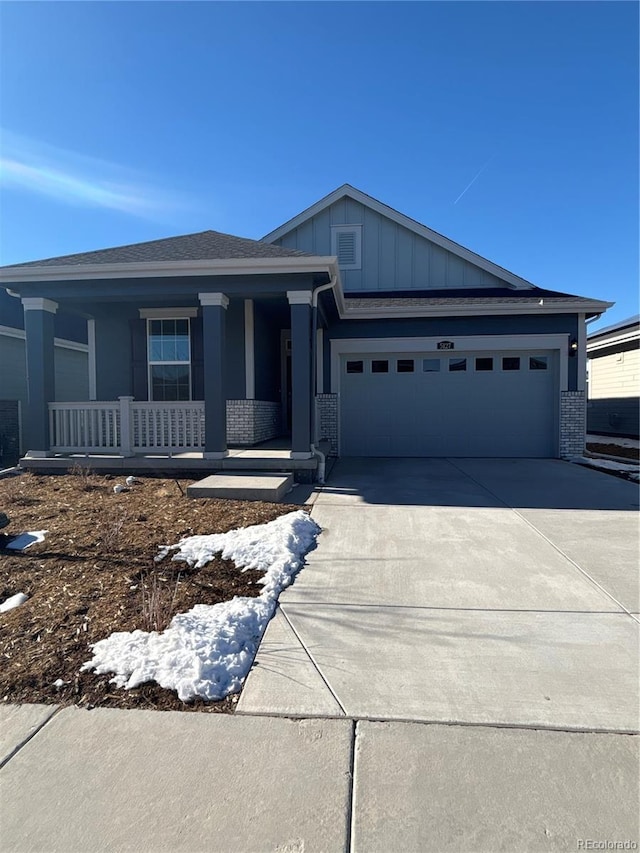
[315,394,339,456]
[0,400,21,468]
[560,391,586,458]
[226,400,280,446]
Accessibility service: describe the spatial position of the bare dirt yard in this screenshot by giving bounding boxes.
[0,470,299,713]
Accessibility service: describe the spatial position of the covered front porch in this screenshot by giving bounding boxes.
[2,241,341,479]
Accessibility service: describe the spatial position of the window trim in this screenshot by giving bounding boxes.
[331,224,362,270]
[147,317,192,401]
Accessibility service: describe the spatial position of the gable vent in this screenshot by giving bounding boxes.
[337,232,357,266]
[331,224,362,270]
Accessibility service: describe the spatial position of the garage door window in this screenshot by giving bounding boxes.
[529,356,548,370]
[449,358,467,372]
[422,359,441,372]
[502,357,520,371]
[346,360,364,374]
[475,357,494,371]
[397,359,415,373]
[372,360,389,373]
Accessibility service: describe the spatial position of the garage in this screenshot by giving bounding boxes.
[340,349,558,457]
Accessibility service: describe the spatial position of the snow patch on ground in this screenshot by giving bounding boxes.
[571,456,640,475]
[3,531,47,551]
[587,434,639,450]
[0,592,28,613]
[82,511,320,701]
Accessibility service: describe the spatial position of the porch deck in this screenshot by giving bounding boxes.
[19,447,319,480]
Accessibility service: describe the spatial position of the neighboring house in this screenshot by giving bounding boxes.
[587,315,639,438]
[0,287,89,466]
[0,184,611,472]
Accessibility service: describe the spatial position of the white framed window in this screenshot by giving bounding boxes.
[331,225,362,270]
[147,318,191,401]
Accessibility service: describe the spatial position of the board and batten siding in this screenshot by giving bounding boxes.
[272,197,509,292]
[587,347,639,437]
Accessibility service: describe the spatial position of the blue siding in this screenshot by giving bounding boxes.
[254,304,280,401]
[93,306,137,399]
[1,287,87,342]
[89,301,247,402]
[225,299,246,399]
[272,199,509,293]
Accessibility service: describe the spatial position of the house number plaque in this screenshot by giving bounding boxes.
[437,341,455,350]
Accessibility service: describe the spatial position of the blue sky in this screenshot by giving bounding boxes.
[0,1,637,328]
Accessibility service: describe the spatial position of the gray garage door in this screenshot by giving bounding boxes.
[340,350,558,457]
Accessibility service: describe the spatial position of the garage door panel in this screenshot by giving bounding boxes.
[340,350,557,457]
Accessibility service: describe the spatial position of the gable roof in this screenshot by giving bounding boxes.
[262,183,537,290]
[5,229,312,269]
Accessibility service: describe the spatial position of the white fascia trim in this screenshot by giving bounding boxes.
[330,334,570,394]
[22,297,58,313]
[0,325,26,340]
[0,256,339,283]
[287,290,313,306]
[199,292,229,309]
[54,337,89,353]
[587,328,640,353]
[339,300,613,319]
[262,184,536,290]
[139,307,199,319]
[0,325,89,352]
[244,299,255,399]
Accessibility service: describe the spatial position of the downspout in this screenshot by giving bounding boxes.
[310,276,337,484]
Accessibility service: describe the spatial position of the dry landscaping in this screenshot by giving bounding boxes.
[0,469,299,712]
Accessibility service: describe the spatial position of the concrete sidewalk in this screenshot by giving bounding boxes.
[1,704,638,853]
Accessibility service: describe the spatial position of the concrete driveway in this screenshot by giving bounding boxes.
[239,458,639,732]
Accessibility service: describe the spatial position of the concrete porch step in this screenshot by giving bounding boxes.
[186,472,294,502]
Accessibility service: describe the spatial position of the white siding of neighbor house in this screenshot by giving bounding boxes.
[272,197,510,292]
[589,348,639,400]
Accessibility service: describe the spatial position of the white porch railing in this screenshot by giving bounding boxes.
[49,397,205,455]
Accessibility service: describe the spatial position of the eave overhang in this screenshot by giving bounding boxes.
[0,256,340,284]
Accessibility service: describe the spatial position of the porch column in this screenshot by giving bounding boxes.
[199,292,229,458]
[288,290,313,459]
[22,297,57,457]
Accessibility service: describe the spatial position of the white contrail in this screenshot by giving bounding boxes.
[453,155,496,205]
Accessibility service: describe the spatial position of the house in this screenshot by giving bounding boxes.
[587,315,639,438]
[0,287,89,467]
[0,184,612,477]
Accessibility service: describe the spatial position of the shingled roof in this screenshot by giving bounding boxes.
[343,287,606,311]
[5,230,313,269]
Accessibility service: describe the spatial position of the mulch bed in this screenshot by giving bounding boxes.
[585,442,639,462]
[0,470,300,713]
